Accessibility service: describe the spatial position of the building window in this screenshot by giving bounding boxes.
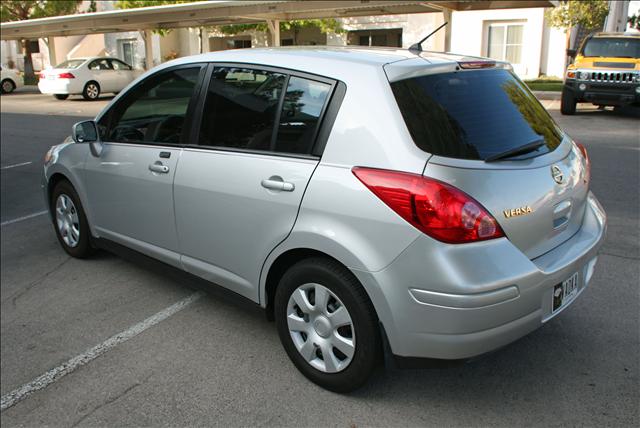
[118,39,137,68]
[487,23,524,64]
[232,39,252,49]
[350,29,402,47]
[28,40,40,53]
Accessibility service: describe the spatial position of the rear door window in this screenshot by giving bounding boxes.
[199,67,286,151]
[275,76,331,154]
[88,59,112,71]
[199,67,333,156]
[390,68,562,161]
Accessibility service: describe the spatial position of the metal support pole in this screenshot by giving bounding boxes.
[267,19,280,47]
[144,29,154,70]
[201,27,210,53]
[47,36,57,66]
[443,9,452,52]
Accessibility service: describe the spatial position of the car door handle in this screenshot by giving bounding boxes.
[261,177,295,192]
[149,162,169,174]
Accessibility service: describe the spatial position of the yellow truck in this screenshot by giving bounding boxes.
[562,31,639,115]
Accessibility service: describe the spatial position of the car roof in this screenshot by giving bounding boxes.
[592,31,640,38]
[167,46,482,81]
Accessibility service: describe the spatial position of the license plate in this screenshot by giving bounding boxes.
[552,272,578,312]
[47,75,55,80]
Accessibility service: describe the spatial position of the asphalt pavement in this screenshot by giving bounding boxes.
[1,91,638,427]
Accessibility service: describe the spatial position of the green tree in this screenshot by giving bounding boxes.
[0,0,81,84]
[220,19,344,45]
[545,0,609,30]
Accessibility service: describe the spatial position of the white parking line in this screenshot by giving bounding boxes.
[0,291,203,412]
[0,161,32,170]
[0,210,49,227]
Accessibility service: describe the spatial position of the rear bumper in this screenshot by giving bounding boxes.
[38,79,82,95]
[352,192,607,360]
[564,80,640,106]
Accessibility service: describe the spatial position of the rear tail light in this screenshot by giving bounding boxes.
[38,72,45,79]
[574,141,590,180]
[57,72,75,79]
[352,167,505,244]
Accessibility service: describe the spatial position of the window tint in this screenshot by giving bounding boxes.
[391,69,562,161]
[99,67,200,144]
[199,67,286,151]
[582,37,640,58]
[89,59,112,71]
[275,76,331,154]
[110,59,132,70]
[55,59,85,69]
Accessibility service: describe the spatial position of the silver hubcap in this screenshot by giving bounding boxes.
[86,84,98,98]
[2,81,12,92]
[287,283,355,373]
[55,194,80,247]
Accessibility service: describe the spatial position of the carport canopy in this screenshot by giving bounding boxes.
[1,0,556,68]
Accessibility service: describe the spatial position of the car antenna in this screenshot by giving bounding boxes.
[408,21,448,53]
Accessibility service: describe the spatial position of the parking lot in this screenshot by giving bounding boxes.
[1,91,638,426]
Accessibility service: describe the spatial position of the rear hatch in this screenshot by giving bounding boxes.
[386,61,589,259]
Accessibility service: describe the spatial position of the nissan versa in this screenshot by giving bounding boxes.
[43,47,607,392]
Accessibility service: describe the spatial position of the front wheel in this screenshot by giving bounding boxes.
[54,94,69,100]
[82,82,100,100]
[561,88,577,115]
[51,180,94,258]
[274,257,381,392]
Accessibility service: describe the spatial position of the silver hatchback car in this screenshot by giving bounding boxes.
[43,47,606,392]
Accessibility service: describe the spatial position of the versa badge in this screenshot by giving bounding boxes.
[503,206,533,218]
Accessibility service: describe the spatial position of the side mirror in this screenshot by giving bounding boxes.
[566,48,577,58]
[72,120,98,143]
[72,120,103,157]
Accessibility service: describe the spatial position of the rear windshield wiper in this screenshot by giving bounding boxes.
[484,139,546,162]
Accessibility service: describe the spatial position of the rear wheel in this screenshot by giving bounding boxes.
[51,180,94,258]
[54,94,69,100]
[1,79,15,94]
[274,257,381,392]
[560,88,577,115]
[82,81,100,100]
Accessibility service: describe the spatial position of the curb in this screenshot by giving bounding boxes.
[532,90,560,101]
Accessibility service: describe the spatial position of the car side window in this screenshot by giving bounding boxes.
[275,76,331,154]
[110,59,132,70]
[98,67,200,145]
[88,59,112,71]
[199,67,286,151]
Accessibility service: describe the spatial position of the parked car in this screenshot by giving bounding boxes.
[38,57,138,100]
[562,31,640,114]
[42,47,607,392]
[1,65,22,94]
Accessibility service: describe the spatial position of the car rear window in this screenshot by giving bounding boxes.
[55,59,85,69]
[390,68,563,161]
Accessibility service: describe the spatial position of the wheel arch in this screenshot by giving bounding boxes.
[263,248,355,321]
[45,162,96,237]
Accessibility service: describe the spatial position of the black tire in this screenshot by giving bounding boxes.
[560,88,577,115]
[50,180,94,258]
[1,79,15,94]
[82,81,100,100]
[54,94,69,100]
[274,257,381,393]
